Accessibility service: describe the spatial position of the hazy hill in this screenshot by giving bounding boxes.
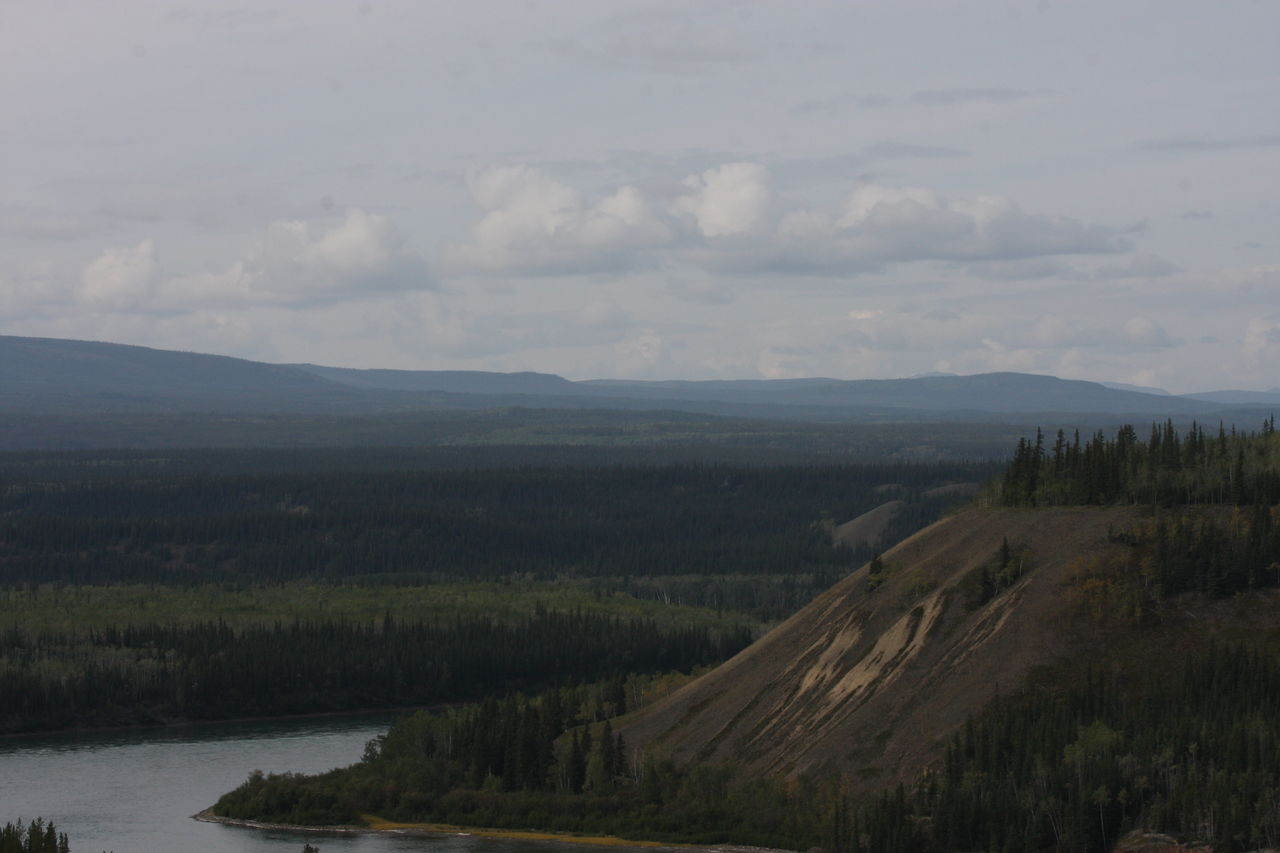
[582,373,1218,415]
[618,504,1280,789]
[1183,388,1280,405]
[292,363,589,397]
[1,335,1273,450]
[0,335,403,414]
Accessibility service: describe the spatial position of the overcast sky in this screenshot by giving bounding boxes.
[2,0,1278,392]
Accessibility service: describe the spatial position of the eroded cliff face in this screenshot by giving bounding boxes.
[619,506,1148,785]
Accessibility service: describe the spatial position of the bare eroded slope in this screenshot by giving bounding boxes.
[619,506,1249,787]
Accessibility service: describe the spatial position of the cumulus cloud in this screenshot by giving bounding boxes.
[1122,316,1179,348]
[672,162,773,239]
[77,209,430,314]
[446,165,673,275]
[710,182,1125,274]
[615,328,669,376]
[450,162,1127,279]
[243,208,428,301]
[1244,315,1280,358]
[80,239,158,309]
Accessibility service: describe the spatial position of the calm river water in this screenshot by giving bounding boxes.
[0,715,601,853]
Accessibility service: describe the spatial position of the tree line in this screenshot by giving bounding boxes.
[0,461,992,586]
[0,821,68,853]
[0,609,750,734]
[996,418,1279,507]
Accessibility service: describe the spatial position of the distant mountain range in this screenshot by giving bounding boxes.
[1,334,1276,425]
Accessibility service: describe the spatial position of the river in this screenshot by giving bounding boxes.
[0,715,601,853]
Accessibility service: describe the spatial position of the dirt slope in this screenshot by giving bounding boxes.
[620,506,1275,788]
[830,500,905,550]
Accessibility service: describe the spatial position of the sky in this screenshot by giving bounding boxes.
[2,0,1278,393]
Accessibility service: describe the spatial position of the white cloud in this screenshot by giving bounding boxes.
[704,182,1126,275]
[447,165,673,275]
[80,239,158,309]
[240,208,428,302]
[449,162,1127,279]
[615,328,669,376]
[671,162,773,238]
[76,209,430,314]
[1122,316,1178,348]
[1244,315,1280,358]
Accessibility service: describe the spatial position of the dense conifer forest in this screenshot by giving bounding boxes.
[0,610,749,733]
[1,457,986,585]
[996,418,1279,508]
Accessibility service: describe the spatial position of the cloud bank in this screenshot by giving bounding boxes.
[78,209,431,314]
[448,163,1128,278]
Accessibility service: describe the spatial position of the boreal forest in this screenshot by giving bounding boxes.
[0,449,989,733]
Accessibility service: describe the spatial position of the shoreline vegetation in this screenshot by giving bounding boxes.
[192,808,797,853]
[0,703,407,744]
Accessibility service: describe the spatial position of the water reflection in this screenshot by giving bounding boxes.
[0,715,613,853]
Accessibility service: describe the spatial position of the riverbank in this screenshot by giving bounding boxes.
[193,808,797,853]
[0,703,420,742]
